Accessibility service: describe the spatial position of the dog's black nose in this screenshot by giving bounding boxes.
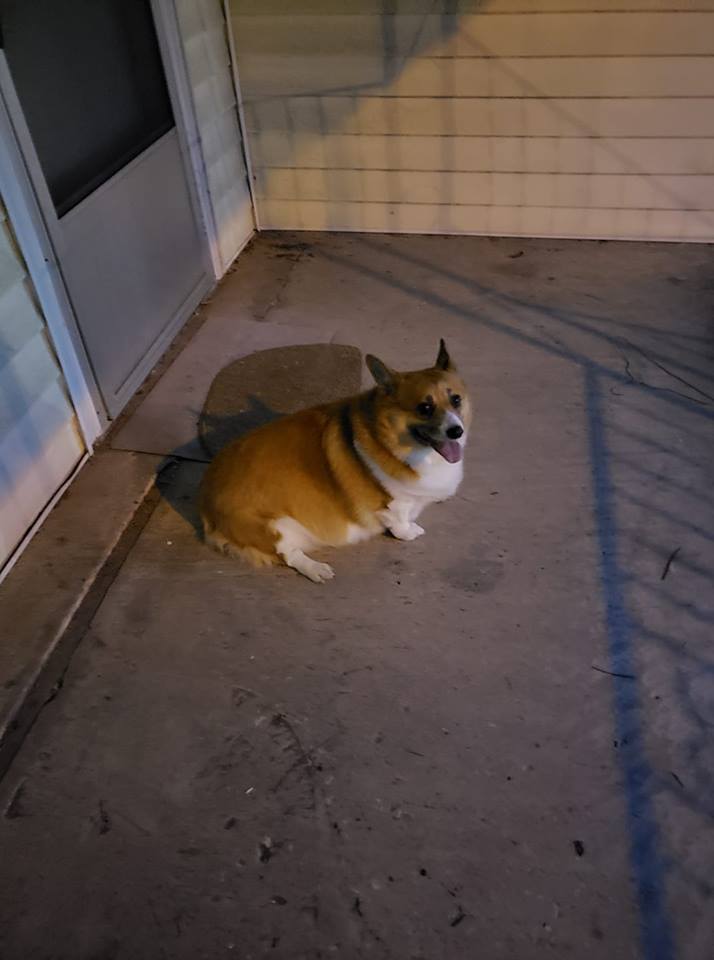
[446,425,463,440]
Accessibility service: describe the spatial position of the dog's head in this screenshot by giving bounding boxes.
[365,340,471,464]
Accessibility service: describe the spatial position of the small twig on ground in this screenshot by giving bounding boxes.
[661,547,681,581]
[591,665,635,680]
[450,905,466,927]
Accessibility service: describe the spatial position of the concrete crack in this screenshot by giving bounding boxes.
[254,245,307,321]
[621,340,713,405]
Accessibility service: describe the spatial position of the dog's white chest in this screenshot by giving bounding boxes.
[407,448,464,500]
[355,441,464,510]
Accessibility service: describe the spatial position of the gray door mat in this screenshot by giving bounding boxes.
[198,343,363,459]
[110,318,339,461]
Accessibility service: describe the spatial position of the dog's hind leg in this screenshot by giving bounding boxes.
[202,514,278,568]
[272,517,334,583]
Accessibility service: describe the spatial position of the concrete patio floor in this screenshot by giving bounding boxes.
[1,233,713,960]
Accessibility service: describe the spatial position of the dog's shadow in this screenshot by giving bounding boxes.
[199,395,279,460]
[156,394,280,538]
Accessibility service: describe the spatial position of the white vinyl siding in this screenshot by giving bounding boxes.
[175,0,254,269]
[0,201,84,569]
[230,1,714,241]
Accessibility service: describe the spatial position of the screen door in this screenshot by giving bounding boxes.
[1,0,210,415]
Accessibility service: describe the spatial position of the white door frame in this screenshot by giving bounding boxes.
[0,2,223,444]
[0,55,106,448]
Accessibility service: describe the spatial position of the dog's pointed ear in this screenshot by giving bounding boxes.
[366,354,397,393]
[435,338,453,371]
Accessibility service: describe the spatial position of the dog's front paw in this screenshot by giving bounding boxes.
[390,522,425,542]
[302,559,335,583]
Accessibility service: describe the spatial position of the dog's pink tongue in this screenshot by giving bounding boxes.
[434,439,463,463]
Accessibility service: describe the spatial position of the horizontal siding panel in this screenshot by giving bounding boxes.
[188,75,237,131]
[176,0,254,269]
[241,55,714,100]
[251,133,714,176]
[0,202,83,568]
[0,330,62,437]
[0,380,83,565]
[187,50,237,121]
[0,281,44,366]
[257,199,714,241]
[174,0,204,39]
[474,0,714,8]
[0,219,25,291]
[395,12,714,58]
[232,2,714,13]
[239,54,384,98]
[233,14,397,59]
[256,169,714,210]
[233,13,714,59]
[246,96,714,138]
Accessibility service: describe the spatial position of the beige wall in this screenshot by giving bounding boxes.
[230,0,714,240]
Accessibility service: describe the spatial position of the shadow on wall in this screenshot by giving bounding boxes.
[229,0,714,239]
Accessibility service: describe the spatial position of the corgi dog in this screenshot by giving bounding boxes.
[199,340,470,582]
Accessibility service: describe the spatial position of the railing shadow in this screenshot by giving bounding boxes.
[306,232,713,960]
[225,5,714,955]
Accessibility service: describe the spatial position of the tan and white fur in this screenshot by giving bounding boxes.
[199,340,470,582]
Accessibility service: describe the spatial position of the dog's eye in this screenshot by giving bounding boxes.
[450,394,462,408]
[416,401,435,418]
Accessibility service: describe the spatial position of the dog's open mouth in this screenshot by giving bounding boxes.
[412,427,463,464]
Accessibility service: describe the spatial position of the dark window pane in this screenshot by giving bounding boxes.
[2,0,174,216]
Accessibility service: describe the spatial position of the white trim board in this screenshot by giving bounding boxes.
[224,0,261,231]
